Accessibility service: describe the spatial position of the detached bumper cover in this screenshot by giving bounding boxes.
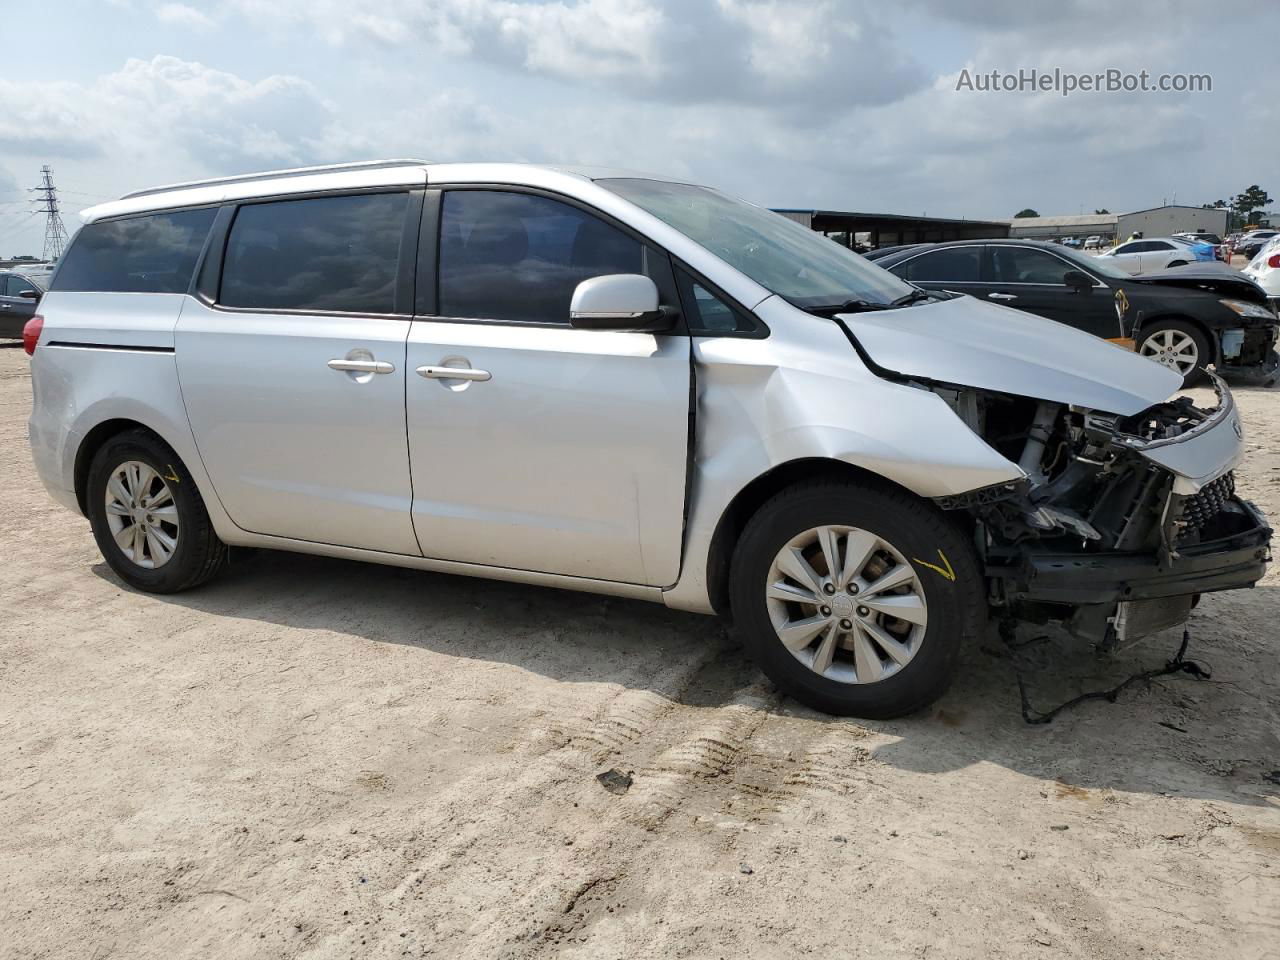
[990,497,1272,605]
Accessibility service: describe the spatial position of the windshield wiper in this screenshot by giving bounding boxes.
[890,289,936,307]
[803,298,893,316]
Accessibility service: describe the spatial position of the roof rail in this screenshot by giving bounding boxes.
[119,159,432,201]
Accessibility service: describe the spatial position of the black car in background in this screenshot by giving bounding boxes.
[0,271,46,339]
[874,239,1279,386]
[1237,231,1279,260]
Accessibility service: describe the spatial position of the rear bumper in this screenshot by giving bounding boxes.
[991,497,1271,606]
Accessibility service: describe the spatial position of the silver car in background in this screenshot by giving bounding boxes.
[25,161,1272,718]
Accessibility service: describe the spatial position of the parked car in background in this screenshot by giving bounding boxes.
[1098,237,1199,274]
[23,160,1272,719]
[862,243,922,261]
[1236,230,1280,260]
[0,270,46,338]
[1169,235,1219,262]
[1083,235,1102,249]
[1061,237,1082,248]
[875,238,1279,386]
[1242,235,1280,302]
[1173,232,1227,261]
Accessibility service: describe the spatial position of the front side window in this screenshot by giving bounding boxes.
[892,247,981,283]
[220,192,409,313]
[7,276,39,297]
[599,178,912,309]
[991,247,1073,285]
[52,208,217,294]
[437,190,644,325]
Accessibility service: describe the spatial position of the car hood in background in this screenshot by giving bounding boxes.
[1130,262,1269,302]
[841,295,1181,416]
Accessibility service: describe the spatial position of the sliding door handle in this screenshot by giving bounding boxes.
[416,365,491,382]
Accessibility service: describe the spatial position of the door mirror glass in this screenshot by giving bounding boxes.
[1063,270,1093,290]
[569,274,670,331]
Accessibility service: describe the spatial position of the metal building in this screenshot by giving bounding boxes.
[1115,205,1229,240]
[1006,213,1117,242]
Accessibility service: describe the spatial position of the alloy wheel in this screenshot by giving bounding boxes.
[1140,328,1198,376]
[765,525,928,684]
[104,460,180,569]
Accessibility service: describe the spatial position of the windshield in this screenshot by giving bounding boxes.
[599,178,913,308]
[1053,244,1133,281]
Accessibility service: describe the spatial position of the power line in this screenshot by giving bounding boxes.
[31,165,70,260]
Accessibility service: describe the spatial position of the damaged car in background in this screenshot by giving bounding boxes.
[26,162,1272,721]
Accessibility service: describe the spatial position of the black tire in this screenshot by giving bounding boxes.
[1136,318,1212,387]
[729,479,984,718]
[86,429,228,593]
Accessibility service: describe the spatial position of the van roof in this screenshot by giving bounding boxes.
[80,160,685,223]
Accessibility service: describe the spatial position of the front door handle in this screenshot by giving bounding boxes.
[328,358,395,374]
[988,292,1018,301]
[416,365,491,382]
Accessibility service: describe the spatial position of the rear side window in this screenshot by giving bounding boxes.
[52,208,216,294]
[220,192,409,313]
[437,190,644,324]
[892,247,981,282]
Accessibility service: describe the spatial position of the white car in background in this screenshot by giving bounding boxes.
[1242,235,1280,300]
[1097,237,1196,275]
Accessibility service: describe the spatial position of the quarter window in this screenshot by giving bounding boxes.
[437,190,644,325]
[220,192,409,313]
[51,208,217,294]
[675,268,753,334]
[892,247,981,283]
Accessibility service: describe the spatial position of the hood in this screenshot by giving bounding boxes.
[842,295,1180,416]
[1129,262,1269,302]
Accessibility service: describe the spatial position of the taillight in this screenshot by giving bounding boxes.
[1268,254,1280,269]
[22,314,43,356]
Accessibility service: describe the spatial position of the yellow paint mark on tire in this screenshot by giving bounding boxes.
[164,464,181,484]
[912,549,956,582]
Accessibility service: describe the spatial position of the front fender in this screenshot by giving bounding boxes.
[662,300,1022,614]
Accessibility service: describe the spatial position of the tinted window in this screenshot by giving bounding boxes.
[675,268,752,334]
[220,192,409,313]
[438,191,643,324]
[894,247,980,282]
[52,208,216,294]
[7,276,39,297]
[991,247,1072,284]
[1150,241,1175,251]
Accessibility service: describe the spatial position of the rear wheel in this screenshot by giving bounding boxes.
[1137,319,1211,386]
[729,480,984,718]
[87,430,227,593]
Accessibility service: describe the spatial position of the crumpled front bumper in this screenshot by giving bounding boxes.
[991,497,1271,606]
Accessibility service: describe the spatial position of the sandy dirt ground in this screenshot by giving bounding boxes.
[1,343,1277,960]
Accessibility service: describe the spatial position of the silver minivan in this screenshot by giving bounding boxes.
[25,160,1271,718]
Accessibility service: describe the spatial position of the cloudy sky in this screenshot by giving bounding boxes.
[1,0,1273,257]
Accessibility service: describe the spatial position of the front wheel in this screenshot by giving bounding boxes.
[87,429,228,593]
[1137,319,1210,386]
[729,480,985,718]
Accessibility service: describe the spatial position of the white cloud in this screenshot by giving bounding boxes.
[155,2,216,30]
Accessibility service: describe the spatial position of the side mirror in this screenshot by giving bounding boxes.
[1063,270,1093,291]
[569,274,674,332]
[18,289,40,301]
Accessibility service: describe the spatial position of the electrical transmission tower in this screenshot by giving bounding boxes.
[31,165,70,261]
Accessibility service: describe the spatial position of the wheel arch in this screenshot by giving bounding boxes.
[703,457,940,623]
[74,418,171,516]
